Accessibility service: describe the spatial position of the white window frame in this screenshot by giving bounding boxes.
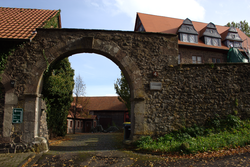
[192,56,202,64]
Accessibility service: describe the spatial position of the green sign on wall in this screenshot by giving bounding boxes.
[12,108,23,123]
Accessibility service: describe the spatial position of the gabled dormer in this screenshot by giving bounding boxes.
[200,22,221,46]
[223,27,243,48]
[177,18,198,43]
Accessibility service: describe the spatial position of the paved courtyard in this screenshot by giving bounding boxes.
[49,133,124,152]
[1,133,250,166]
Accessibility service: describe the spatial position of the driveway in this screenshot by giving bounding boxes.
[31,133,250,167]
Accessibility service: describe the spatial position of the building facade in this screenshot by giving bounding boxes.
[67,96,128,133]
[134,13,250,64]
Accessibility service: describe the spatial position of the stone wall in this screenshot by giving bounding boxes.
[144,63,250,135]
[0,83,4,139]
[1,29,250,144]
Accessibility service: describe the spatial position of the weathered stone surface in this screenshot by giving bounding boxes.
[0,83,4,138]
[1,29,250,148]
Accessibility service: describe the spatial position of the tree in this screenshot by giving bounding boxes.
[114,71,131,113]
[226,20,250,37]
[72,74,86,134]
[42,58,74,138]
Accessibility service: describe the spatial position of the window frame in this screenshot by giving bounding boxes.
[212,58,221,63]
[192,56,202,64]
[180,33,198,43]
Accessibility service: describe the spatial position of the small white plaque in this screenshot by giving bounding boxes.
[150,82,162,90]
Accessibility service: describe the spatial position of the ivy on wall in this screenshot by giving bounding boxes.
[43,9,61,28]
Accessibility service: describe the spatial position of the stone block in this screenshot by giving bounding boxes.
[5,93,18,105]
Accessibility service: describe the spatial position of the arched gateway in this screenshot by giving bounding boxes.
[0,29,178,144]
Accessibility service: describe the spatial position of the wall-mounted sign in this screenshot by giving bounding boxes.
[150,82,162,90]
[12,108,23,123]
[153,71,158,77]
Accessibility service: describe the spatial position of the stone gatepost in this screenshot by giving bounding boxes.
[22,94,41,143]
[130,98,146,140]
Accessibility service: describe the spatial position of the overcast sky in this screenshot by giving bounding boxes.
[1,0,250,96]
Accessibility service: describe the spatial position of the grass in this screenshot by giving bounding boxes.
[135,114,250,154]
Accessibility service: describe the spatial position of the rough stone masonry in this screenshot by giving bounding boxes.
[0,29,250,149]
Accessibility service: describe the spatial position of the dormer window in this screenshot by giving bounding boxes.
[177,18,198,43]
[223,27,243,48]
[201,22,221,46]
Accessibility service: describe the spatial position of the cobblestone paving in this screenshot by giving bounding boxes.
[0,152,34,167]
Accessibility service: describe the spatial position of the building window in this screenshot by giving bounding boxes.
[206,37,212,45]
[234,41,241,48]
[81,121,83,127]
[183,34,188,42]
[192,56,202,64]
[70,121,72,127]
[189,35,195,43]
[178,54,181,64]
[205,37,220,46]
[212,38,218,46]
[78,121,80,128]
[212,58,221,63]
[181,33,197,43]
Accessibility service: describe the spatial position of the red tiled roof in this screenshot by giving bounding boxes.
[136,13,250,51]
[0,7,60,40]
[68,96,127,120]
[74,96,128,111]
[67,110,97,120]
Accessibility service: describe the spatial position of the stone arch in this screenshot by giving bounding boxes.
[39,37,147,140]
[1,29,179,145]
[0,34,147,143]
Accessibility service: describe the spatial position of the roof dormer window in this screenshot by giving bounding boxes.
[177,18,198,43]
[223,27,243,48]
[201,22,221,46]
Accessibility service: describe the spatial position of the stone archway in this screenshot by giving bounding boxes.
[0,29,178,144]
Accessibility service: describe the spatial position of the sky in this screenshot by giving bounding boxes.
[1,0,250,96]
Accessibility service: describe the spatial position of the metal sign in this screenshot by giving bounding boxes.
[12,108,23,123]
[150,82,162,90]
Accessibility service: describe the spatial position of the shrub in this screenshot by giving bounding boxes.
[135,115,250,154]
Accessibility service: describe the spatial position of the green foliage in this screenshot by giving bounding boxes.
[210,63,214,68]
[114,71,131,113]
[235,98,238,107]
[0,47,17,80]
[135,115,250,154]
[43,9,61,28]
[226,20,250,37]
[42,49,49,72]
[42,58,74,137]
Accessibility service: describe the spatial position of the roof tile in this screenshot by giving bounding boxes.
[73,96,128,111]
[0,7,60,40]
